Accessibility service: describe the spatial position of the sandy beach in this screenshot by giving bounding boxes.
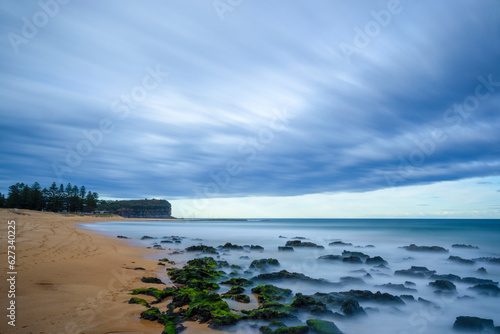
[0,209,213,334]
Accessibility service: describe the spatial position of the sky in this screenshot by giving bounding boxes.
[1,1,499,218]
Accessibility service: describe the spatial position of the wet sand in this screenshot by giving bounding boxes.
[0,209,221,334]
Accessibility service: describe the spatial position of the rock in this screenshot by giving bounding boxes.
[306,319,343,334]
[400,294,415,301]
[429,280,456,292]
[329,241,352,246]
[342,250,369,260]
[366,256,388,265]
[318,255,342,261]
[274,326,310,334]
[405,281,416,287]
[141,277,165,284]
[477,267,488,274]
[251,284,292,303]
[453,316,495,331]
[461,277,498,285]
[248,308,296,320]
[341,299,367,316]
[293,237,307,239]
[417,297,440,310]
[449,255,475,265]
[279,235,287,238]
[117,235,129,239]
[253,270,331,285]
[221,277,253,287]
[430,274,462,282]
[141,236,156,240]
[219,242,244,250]
[452,244,479,249]
[340,276,365,284]
[377,283,417,293]
[160,240,173,243]
[340,290,405,305]
[131,287,174,302]
[225,286,245,295]
[140,307,162,321]
[291,293,327,309]
[401,244,448,253]
[134,267,146,270]
[250,245,264,251]
[285,240,324,248]
[278,246,294,252]
[240,256,250,260]
[128,297,150,307]
[342,256,363,264]
[249,258,280,270]
[394,266,436,278]
[468,284,500,296]
[475,257,500,264]
[232,294,250,303]
[185,245,218,254]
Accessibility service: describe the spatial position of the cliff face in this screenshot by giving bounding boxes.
[98,199,173,218]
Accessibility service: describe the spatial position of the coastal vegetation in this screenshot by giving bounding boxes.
[0,181,98,212]
[0,181,172,218]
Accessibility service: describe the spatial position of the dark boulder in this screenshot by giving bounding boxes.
[366,256,388,265]
[452,244,479,249]
[449,255,475,265]
[329,241,352,246]
[429,280,456,292]
[250,258,280,270]
[341,299,367,317]
[278,246,294,252]
[342,256,363,264]
[318,255,342,261]
[306,319,343,334]
[401,244,448,253]
[453,316,495,331]
[395,266,436,278]
[468,284,500,296]
[285,240,324,249]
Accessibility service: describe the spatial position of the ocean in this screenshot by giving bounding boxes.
[80,219,500,333]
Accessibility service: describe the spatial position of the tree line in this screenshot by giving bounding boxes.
[0,182,99,213]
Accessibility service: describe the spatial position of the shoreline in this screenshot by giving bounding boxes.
[0,209,218,334]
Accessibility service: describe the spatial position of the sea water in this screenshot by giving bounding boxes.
[80,219,500,333]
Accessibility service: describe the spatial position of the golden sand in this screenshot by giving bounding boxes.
[0,209,220,334]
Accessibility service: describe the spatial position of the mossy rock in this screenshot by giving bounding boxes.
[233,294,250,303]
[185,245,218,254]
[260,325,274,334]
[162,321,177,334]
[274,326,310,334]
[141,276,164,284]
[231,264,242,270]
[158,262,166,266]
[252,284,292,303]
[249,308,295,320]
[250,258,280,270]
[131,287,174,302]
[140,307,162,321]
[168,266,223,284]
[128,297,150,308]
[186,278,220,291]
[225,286,245,295]
[221,277,253,287]
[306,319,343,334]
[187,257,218,269]
[159,258,170,262]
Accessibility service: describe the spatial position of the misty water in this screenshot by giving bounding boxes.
[80,219,500,333]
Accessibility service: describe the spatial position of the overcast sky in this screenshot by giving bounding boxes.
[1,1,499,218]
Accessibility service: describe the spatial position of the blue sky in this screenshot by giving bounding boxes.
[1,1,499,218]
